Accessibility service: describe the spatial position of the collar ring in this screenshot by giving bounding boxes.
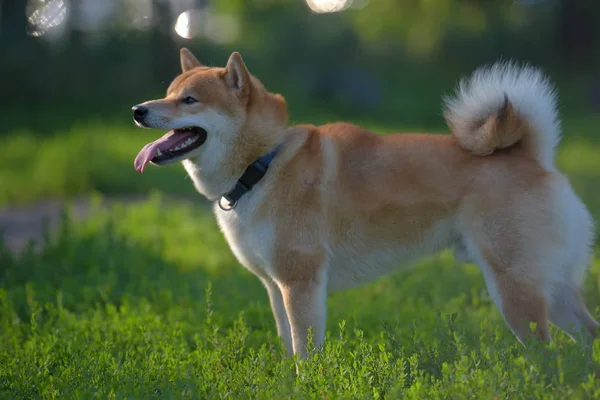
[218,197,237,211]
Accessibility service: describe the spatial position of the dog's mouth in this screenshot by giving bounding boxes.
[134,127,207,173]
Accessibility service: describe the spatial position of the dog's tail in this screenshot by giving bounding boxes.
[443,61,561,170]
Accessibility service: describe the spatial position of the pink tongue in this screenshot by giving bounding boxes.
[134,130,195,173]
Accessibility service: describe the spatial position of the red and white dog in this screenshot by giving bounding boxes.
[132,48,597,360]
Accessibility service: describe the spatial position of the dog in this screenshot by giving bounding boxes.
[132,48,597,359]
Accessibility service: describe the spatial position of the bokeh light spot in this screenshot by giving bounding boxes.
[125,0,154,31]
[306,0,353,14]
[175,10,194,39]
[28,0,67,37]
[174,9,239,44]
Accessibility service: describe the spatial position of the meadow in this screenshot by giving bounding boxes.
[1,112,600,399]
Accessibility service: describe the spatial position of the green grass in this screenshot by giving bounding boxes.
[2,194,600,398]
[2,115,600,398]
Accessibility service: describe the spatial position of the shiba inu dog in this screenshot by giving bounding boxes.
[132,48,597,360]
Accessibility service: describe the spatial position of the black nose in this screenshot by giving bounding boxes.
[132,105,148,121]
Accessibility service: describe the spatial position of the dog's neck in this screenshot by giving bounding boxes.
[218,143,282,210]
[182,122,288,203]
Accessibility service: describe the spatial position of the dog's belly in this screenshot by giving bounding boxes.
[326,246,412,292]
[325,218,457,292]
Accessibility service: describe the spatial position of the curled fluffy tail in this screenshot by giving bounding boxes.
[443,62,561,170]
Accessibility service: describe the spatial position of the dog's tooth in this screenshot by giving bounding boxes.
[156,148,162,156]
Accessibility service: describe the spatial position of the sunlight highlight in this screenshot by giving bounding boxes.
[174,9,239,44]
[28,0,67,37]
[305,0,353,13]
[174,10,194,39]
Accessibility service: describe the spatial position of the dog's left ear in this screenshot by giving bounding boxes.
[180,48,203,72]
[223,52,250,102]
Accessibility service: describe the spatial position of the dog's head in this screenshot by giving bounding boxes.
[132,48,288,199]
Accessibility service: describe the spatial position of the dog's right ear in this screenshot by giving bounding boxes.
[180,48,202,72]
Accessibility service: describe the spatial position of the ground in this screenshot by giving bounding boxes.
[1,117,600,398]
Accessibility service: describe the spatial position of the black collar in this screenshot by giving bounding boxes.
[218,145,281,211]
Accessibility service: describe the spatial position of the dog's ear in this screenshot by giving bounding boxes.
[223,52,250,102]
[180,48,202,72]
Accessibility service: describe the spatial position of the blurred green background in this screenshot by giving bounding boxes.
[1,0,600,207]
[3,0,600,125]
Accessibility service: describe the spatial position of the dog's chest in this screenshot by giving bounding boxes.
[214,205,275,278]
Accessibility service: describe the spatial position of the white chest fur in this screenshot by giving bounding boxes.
[213,197,276,280]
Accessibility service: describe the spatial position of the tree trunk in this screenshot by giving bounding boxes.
[150,0,176,80]
[0,0,28,43]
[558,0,598,69]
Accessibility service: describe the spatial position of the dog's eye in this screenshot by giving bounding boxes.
[182,96,198,105]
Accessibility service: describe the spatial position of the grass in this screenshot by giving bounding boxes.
[2,113,600,398]
[2,194,600,398]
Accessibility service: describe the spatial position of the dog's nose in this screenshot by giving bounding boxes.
[132,105,148,121]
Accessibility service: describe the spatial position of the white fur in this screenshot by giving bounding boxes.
[214,186,277,279]
[545,174,596,294]
[443,61,561,170]
[176,109,243,200]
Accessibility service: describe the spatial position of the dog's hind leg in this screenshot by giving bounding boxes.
[549,286,598,344]
[462,233,553,343]
[476,253,552,343]
[453,236,473,264]
[494,271,553,343]
[548,183,598,343]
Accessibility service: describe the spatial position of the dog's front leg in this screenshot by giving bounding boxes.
[279,272,328,360]
[260,277,293,356]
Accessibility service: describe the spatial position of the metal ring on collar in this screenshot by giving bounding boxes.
[218,197,237,211]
